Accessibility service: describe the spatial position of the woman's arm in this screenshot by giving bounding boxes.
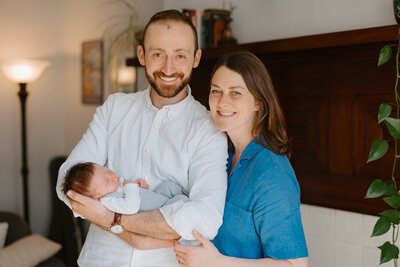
[174,230,308,267]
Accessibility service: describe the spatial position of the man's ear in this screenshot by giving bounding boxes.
[193,48,202,68]
[137,45,145,66]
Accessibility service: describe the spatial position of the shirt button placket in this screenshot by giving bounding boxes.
[142,109,163,182]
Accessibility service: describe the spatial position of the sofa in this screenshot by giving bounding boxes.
[0,211,66,267]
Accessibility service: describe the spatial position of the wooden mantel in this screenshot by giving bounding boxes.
[128,25,400,215]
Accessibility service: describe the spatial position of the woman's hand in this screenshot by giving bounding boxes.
[174,230,224,267]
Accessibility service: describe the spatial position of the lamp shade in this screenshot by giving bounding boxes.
[1,59,50,83]
[117,66,136,85]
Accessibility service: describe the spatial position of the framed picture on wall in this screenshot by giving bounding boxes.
[82,40,103,105]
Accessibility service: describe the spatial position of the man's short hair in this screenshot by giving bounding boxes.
[62,162,95,196]
[141,9,199,53]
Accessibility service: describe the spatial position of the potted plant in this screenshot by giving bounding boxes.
[365,2,400,265]
[102,0,142,95]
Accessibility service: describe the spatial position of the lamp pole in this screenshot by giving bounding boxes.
[18,83,29,223]
[1,59,50,224]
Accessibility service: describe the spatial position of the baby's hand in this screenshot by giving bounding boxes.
[124,179,149,189]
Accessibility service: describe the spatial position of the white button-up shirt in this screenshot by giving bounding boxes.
[56,86,228,267]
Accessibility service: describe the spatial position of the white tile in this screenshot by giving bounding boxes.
[363,247,394,267]
[335,240,363,267]
[363,214,392,249]
[335,209,363,245]
[307,234,335,267]
[306,205,335,238]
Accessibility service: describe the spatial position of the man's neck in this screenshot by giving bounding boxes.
[150,87,188,109]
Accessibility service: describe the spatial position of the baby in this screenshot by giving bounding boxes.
[62,162,188,215]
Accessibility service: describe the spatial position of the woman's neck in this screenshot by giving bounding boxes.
[228,131,253,173]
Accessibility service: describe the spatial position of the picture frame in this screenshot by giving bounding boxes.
[82,40,103,105]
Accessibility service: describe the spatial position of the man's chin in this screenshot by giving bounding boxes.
[152,83,187,98]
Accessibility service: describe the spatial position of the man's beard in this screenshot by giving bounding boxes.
[146,69,192,98]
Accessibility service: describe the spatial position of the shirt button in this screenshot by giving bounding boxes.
[145,148,150,153]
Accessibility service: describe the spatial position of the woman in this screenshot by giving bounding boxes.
[174,51,309,266]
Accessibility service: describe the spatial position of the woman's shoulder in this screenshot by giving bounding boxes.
[250,142,299,191]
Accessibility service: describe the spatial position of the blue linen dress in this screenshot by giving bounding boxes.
[212,140,308,260]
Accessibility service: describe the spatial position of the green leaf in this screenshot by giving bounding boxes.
[379,209,400,224]
[378,103,392,123]
[366,179,387,198]
[384,196,400,208]
[367,139,389,163]
[371,217,391,237]
[385,118,400,139]
[378,241,399,264]
[378,45,392,66]
[386,184,398,196]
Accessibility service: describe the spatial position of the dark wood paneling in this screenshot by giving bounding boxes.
[127,25,400,215]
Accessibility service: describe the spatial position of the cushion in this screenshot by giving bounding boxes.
[0,234,61,266]
[0,222,8,248]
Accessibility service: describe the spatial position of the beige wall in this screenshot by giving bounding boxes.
[0,0,66,236]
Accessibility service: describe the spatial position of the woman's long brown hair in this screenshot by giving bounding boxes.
[211,51,291,156]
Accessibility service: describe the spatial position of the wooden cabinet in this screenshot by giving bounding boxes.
[127,25,399,215]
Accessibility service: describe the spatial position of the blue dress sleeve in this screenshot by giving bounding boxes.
[252,162,308,260]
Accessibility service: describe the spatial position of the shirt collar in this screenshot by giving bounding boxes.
[240,140,264,160]
[145,85,194,119]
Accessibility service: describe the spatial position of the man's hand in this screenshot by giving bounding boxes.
[67,190,114,228]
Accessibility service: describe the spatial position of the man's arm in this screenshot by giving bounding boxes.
[97,224,174,250]
[67,190,180,239]
[56,94,114,208]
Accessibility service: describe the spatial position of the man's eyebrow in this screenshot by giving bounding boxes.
[148,47,165,52]
[174,48,190,53]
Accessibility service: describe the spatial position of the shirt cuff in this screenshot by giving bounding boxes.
[159,200,195,240]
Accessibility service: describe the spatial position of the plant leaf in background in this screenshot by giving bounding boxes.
[378,241,399,264]
[384,196,400,209]
[378,45,392,66]
[379,103,392,123]
[367,138,389,163]
[385,118,400,139]
[386,184,398,196]
[372,217,391,237]
[366,179,387,198]
[379,209,400,224]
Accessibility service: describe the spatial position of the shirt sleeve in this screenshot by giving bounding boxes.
[159,121,228,240]
[56,94,116,210]
[100,184,141,214]
[253,163,309,260]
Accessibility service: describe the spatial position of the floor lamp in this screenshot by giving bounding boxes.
[1,59,50,223]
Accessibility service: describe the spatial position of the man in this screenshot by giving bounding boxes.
[56,10,228,267]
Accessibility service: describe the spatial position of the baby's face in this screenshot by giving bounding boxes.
[88,165,120,199]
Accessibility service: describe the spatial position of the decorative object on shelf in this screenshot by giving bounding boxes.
[365,3,400,265]
[202,5,237,49]
[82,40,103,105]
[102,0,142,96]
[1,59,50,223]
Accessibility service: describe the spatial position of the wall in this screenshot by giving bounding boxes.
[0,0,66,236]
[163,1,395,266]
